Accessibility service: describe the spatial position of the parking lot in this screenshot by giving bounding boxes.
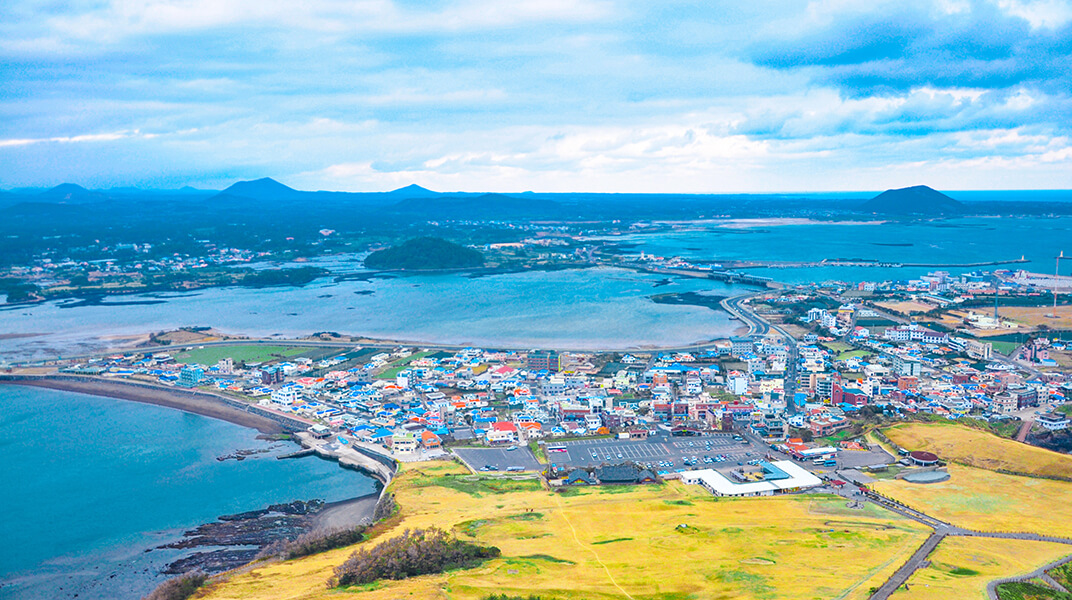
[546,432,761,472]
[453,446,543,473]
[832,445,895,469]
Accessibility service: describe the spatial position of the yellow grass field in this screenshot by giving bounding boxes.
[876,301,934,315]
[871,465,1072,538]
[884,423,1072,479]
[998,305,1072,329]
[200,462,929,600]
[889,537,1072,600]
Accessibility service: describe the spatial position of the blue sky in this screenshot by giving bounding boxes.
[2,0,1071,192]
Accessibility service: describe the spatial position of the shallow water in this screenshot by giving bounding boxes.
[0,267,748,361]
[0,385,376,600]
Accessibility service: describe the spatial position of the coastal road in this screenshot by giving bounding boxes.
[720,292,769,337]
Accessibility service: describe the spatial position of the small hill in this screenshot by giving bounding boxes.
[386,184,439,198]
[860,185,963,215]
[37,183,104,203]
[884,422,1072,479]
[216,178,304,200]
[364,237,484,270]
[389,193,563,220]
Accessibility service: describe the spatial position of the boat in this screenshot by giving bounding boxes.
[337,436,349,445]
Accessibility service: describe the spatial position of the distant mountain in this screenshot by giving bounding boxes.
[38,183,105,203]
[860,185,963,215]
[389,193,564,220]
[386,184,439,198]
[214,177,305,200]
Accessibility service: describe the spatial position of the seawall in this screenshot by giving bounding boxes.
[0,374,309,434]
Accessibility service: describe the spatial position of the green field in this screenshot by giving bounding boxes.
[837,350,873,361]
[822,341,853,353]
[989,341,1021,356]
[375,351,434,379]
[174,344,309,365]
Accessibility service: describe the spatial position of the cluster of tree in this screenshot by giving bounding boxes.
[363,237,484,270]
[238,266,327,287]
[256,525,367,561]
[330,527,500,587]
[0,278,40,303]
[142,571,207,600]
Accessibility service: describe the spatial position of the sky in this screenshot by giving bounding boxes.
[1,0,1071,193]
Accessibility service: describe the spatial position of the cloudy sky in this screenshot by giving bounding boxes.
[2,0,1071,192]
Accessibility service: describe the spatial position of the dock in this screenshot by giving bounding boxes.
[294,431,397,487]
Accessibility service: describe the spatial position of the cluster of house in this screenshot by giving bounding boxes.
[54,271,1072,456]
[7,241,261,289]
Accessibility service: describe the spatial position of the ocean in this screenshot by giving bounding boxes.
[0,385,377,600]
[594,215,1070,283]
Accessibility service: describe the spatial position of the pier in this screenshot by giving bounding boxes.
[294,431,396,487]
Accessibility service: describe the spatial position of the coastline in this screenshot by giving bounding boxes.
[0,375,288,434]
[0,377,388,592]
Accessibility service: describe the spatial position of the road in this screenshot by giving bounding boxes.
[720,292,770,336]
[721,292,801,414]
[863,488,1072,600]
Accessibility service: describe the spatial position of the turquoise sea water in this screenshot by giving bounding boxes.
[597,216,1070,283]
[0,385,376,600]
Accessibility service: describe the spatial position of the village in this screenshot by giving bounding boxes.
[23,263,1072,502]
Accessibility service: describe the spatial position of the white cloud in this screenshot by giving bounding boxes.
[37,0,614,44]
[0,130,145,147]
[997,0,1072,28]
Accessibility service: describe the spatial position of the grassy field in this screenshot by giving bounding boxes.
[837,350,873,361]
[872,465,1072,538]
[989,340,1022,355]
[173,344,309,365]
[876,301,934,315]
[200,462,930,600]
[889,536,1072,600]
[884,423,1072,478]
[822,341,853,353]
[997,305,1072,329]
[375,351,434,380]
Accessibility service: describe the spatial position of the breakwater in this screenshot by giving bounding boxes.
[0,374,308,434]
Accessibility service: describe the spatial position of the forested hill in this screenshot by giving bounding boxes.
[363,237,485,270]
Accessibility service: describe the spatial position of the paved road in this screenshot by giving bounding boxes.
[986,555,1072,600]
[720,292,802,414]
[869,531,948,599]
[720,292,769,336]
[864,488,1072,600]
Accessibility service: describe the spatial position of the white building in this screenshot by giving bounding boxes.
[271,386,303,405]
[680,461,822,497]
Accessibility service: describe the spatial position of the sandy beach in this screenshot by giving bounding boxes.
[313,492,381,532]
[0,375,286,434]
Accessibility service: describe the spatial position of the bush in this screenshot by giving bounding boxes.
[330,527,500,587]
[142,571,207,600]
[256,526,367,560]
[286,526,367,559]
[373,491,396,522]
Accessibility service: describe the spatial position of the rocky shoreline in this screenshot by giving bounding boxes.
[157,494,380,575]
